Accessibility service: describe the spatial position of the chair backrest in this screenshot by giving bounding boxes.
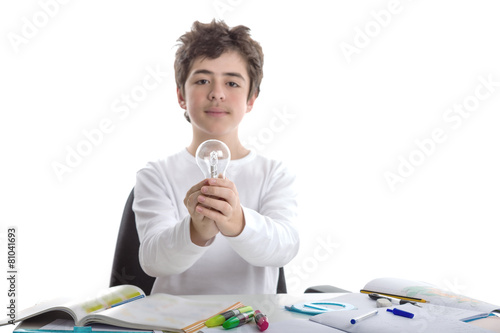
[110,188,287,294]
[277,265,287,293]
[110,189,156,294]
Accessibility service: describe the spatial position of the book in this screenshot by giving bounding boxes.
[307,277,500,333]
[0,285,243,333]
[360,277,500,314]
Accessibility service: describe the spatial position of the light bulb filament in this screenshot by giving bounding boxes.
[210,150,218,178]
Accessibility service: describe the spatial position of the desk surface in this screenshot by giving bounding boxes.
[11,293,342,333]
[12,293,500,333]
[184,292,342,320]
[183,293,500,333]
[182,293,344,332]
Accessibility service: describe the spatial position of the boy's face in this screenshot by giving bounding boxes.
[178,50,256,139]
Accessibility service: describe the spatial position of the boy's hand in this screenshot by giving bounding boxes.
[195,177,245,237]
[184,179,219,246]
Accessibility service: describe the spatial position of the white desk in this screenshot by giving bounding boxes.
[12,293,500,333]
[182,293,345,332]
[11,293,343,333]
[183,293,500,333]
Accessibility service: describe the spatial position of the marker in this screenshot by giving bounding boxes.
[350,310,378,324]
[205,306,253,327]
[387,308,415,319]
[222,312,254,330]
[254,310,269,331]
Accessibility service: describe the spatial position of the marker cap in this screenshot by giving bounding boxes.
[205,315,224,327]
[222,312,254,329]
[254,310,269,331]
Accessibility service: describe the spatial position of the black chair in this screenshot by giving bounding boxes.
[110,188,288,295]
[110,188,156,294]
[304,285,351,293]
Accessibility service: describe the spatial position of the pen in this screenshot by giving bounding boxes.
[387,307,415,319]
[254,310,269,331]
[205,306,253,327]
[350,310,378,324]
[360,289,427,303]
[223,311,254,329]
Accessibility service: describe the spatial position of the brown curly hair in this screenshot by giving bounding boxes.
[174,20,264,122]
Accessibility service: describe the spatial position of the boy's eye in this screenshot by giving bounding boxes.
[227,82,239,88]
[196,79,209,85]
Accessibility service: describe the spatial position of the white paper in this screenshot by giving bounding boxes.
[310,300,494,333]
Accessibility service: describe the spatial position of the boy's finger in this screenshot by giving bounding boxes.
[201,186,236,205]
[206,177,236,190]
[197,195,231,216]
[196,205,223,222]
[185,189,203,211]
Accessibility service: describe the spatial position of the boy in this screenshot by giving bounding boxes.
[133,20,299,295]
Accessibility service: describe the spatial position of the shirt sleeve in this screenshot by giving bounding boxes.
[133,163,209,277]
[224,162,300,267]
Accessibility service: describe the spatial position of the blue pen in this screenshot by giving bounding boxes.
[351,310,378,324]
[387,308,415,319]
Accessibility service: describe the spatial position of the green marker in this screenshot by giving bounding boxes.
[222,311,254,330]
[205,306,253,327]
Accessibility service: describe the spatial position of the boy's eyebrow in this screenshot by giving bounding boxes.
[192,69,246,81]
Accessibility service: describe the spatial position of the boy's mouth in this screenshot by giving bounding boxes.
[205,107,229,117]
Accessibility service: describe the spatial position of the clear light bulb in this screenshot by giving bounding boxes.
[195,139,231,178]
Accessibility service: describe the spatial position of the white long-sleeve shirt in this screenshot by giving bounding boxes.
[133,148,300,295]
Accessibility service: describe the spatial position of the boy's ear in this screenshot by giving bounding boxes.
[177,87,187,110]
[246,91,258,113]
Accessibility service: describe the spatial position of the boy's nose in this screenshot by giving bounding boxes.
[208,83,225,101]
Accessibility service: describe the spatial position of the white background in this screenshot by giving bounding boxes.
[1,0,499,329]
